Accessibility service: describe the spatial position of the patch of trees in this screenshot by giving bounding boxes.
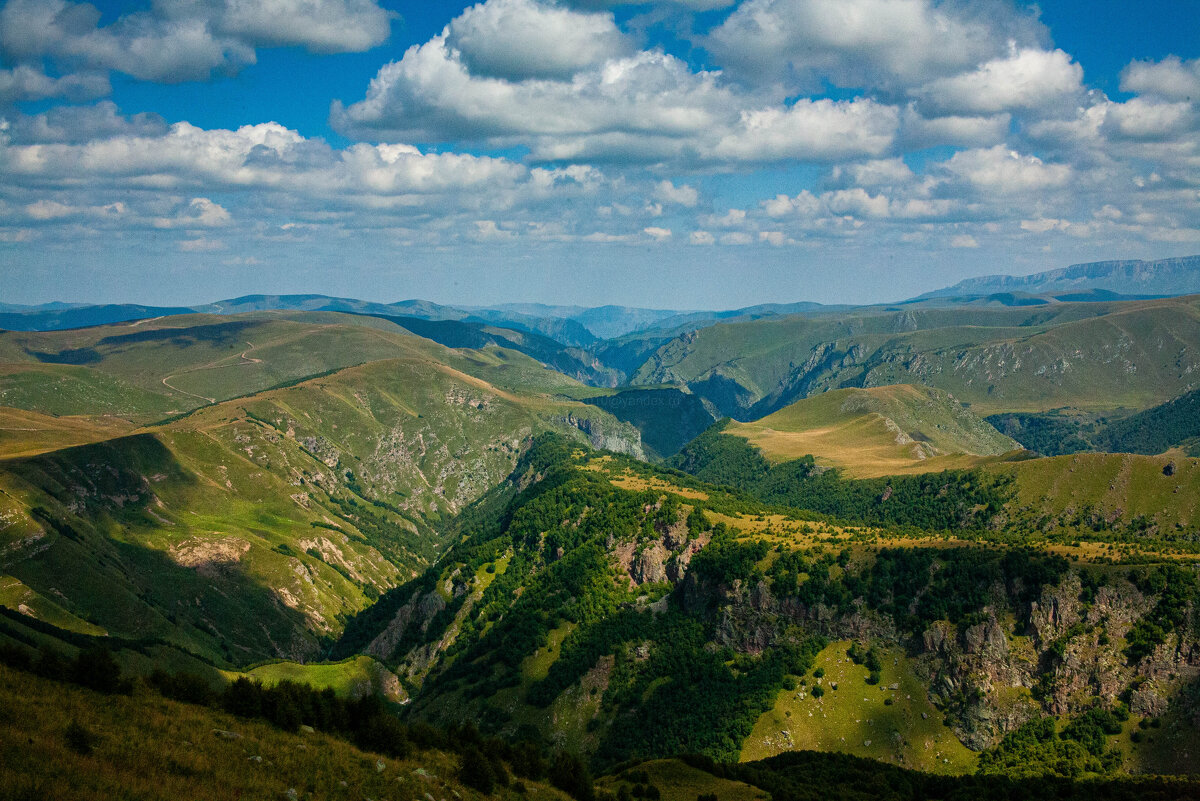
[681,747,1198,801]
[986,413,1099,456]
[1124,565,1198,663]
[0,639,596,801]
[977,708,1127,778]
[988,388,1200,457]
[769,547,1069,637]
[668,424,1014,531]
[596,635,823,766]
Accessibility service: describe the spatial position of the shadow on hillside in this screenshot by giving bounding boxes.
[3,434,323,667]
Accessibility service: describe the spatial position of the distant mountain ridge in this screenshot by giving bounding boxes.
[918,255,1200,299]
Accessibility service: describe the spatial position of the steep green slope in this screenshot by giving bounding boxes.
[1096,388,1200,455]
[0,352,641,666]
[629,298,1200,419]
[987,387,1200,458]
[725,385,1018,477]
[578,387,716,459]
[335,438,1200,775]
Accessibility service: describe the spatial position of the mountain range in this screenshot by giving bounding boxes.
[4,253,1200,798]
[5,254,1198,338]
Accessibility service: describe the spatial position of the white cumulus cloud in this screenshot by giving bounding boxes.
[914,47,1084,115]
[1120,57,1200,102]
[447,0,629,81]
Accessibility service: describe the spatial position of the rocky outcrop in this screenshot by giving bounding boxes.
[557,413,644,459]
[676,557,1200,752]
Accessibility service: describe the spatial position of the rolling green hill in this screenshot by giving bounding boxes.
[627,297,1200,420]
[0,328,643,666]
[724,385,1019,477]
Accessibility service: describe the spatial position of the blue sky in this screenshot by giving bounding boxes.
[2,0,1198,309]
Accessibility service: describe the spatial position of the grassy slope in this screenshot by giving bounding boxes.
[597,759,768,801]
[725,385,1019,478]
[0,663,566,801]
[630,298,1200,419]
[0,406,136,458]
[0,312,476,417]
[741,641,976,774]
[0,363,176,419]
[244,655,402,701]
[0,341,640,665]
[995,451,1200,538]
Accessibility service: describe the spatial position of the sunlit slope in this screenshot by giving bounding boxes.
[631,297,1200,419]
[994,451,1200,537]
[336,441,1200,776]
[0,406,137,457]
[0,362,176,418]
[725,385,1019,477]
[0,357,641,665]
[0,312,477,417]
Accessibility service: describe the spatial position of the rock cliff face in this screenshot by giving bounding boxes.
[557,413,645,459]
[672,555,1200,751]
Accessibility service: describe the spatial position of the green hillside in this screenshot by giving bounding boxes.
[725,384,1019,477]
[0,660,577,801]
[990,388,1200,457]
[332,436,1200,776]
[628,298,1200,420]
[0,344,642,666]
[995,451,1200,541]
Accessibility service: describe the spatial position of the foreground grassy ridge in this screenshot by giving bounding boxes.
[0,663,564,801]
[725,384,1019,477]
[597,759,768,801]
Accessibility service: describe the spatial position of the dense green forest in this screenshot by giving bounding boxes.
[987,387,1200,457]
[687,750,1199,801]
[322,435,1200,781]
[667,422,1013,530]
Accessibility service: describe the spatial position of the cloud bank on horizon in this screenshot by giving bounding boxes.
[0,0,1197,307]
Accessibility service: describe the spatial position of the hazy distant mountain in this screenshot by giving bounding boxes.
[11,254,1199,339]
[918,255,1200,299]
[0,303,193,331]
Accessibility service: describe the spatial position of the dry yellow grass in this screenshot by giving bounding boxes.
[730,420,1001,478]
[726,385,1019,478]
[0,406,134,459]
[603,471,710,501]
